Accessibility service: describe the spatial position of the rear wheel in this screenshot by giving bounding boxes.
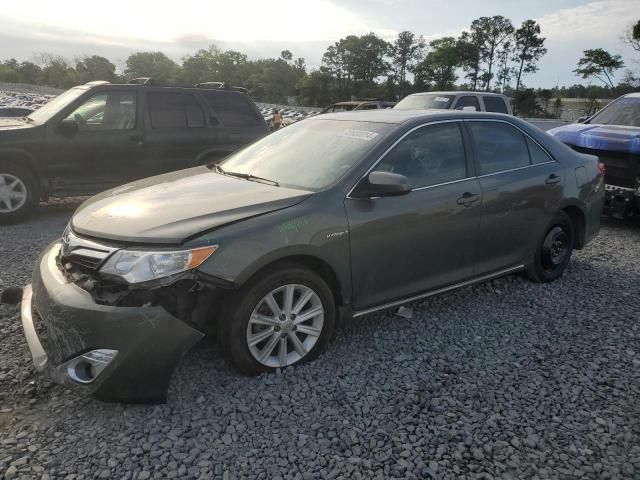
[0,164,38,224]
[219,265,336,375]
[527,211,574,283]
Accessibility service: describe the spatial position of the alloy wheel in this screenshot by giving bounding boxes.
[0,173,28,213]
[246,284,324,368]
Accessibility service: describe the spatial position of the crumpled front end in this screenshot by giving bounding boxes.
[21,242,205,403]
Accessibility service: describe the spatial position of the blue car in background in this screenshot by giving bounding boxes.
[548,93,640,218]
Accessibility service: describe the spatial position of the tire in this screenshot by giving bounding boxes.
[0,162,39,224]
[527,211,574,283]
[218,264,336,376]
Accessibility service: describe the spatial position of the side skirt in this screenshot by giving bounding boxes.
[351,265,525,318]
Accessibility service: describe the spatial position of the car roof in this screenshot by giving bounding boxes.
[623,92,640,98]
[407,91,508,98]
[311,109,515,125]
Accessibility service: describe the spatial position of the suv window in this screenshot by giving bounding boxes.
[377,122,467,188]
[202,92,260,126]
[469,121,530,175]
[455,96,481,111]
[483,96,509,114]
[148,92,186,129]
[64,91,136,131]
[184,95,205,127]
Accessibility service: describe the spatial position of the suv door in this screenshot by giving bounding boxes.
[46,88,143,195]
[346,121,482,310]
[466,120,564,274]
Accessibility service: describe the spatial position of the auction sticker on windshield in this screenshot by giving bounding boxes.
[338,129,380,141]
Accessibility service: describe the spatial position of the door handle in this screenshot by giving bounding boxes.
[456,192,480,206]
[545,174,561,185]
[130,134,144,145]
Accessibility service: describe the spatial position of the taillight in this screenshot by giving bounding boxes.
[598,162,606,175]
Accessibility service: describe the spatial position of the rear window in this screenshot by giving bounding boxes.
[483,96,509,114]
[202,92,261,126]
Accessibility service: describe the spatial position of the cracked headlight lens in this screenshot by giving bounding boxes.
[100,246,217,284]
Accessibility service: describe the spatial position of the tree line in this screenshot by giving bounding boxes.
[0,17,638,113]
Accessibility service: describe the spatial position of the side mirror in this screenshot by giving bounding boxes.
[576,116,589,124]
[58,117,79,135]
[352,171,412,198]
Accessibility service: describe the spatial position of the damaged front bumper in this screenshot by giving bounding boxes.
[20,242,204,403]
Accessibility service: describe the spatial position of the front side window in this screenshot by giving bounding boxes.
[454,96,481,111]
[469,121,531,175]
[377,122,467,188]
[219,119,392,190]
[64,91,136,131]
[483,96,509,114]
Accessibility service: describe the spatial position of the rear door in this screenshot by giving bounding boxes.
[200,90,268,162]
[346,121,482,310]
[46,88,143,195]
[467,120,564,274]
[142,90,212,175]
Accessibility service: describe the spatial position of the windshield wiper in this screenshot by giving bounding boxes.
[215,165,279,186]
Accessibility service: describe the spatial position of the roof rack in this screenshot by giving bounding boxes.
[195,82,249,94]
[128,77,153,85]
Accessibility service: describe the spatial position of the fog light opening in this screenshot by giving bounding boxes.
[64,349,118,385]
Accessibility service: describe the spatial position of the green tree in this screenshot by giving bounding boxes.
[476,16,514,91]
[458,25,487,90]
[513,20,547,94]
[34,53,77,88]
[574,48,624,88]
[74,55,117,83]
[413,37,459,90]
[624,20,640,52]
[390,31,425,93]
[124,52,181,85]
[280,50,293,62]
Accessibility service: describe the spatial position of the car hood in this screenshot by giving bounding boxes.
[547,123,640,154]
[71,167,313,244]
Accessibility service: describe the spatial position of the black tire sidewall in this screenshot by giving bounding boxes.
[530,212,574,282]
[220,266,336,375]
[0,162,38,224]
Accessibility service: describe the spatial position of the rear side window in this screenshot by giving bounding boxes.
[455,96,481,111]
[468,121,530,175]
[527,137,553,164]
[184,95,205,127]
[148,92,186,128]
[202,92,260,126]
[377,122,467,188]
[483,96,509,114]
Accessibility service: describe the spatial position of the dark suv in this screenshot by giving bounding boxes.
[0,81,268,222]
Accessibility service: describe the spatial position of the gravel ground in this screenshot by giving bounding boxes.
[1,201,640,480]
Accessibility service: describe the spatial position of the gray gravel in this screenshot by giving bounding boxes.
[1,201,640,479]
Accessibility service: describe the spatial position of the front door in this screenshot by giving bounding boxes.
[46,89,143,195]
[466,120,565,274]
[346,121,482,310]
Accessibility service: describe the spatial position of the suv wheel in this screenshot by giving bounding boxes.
[527,211,574,283]
[219,264,336,375]
[0,164,38,223]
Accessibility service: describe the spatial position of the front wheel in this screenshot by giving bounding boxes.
[219,265,336,375]
[0,164,38,224]
[527,211,574,283]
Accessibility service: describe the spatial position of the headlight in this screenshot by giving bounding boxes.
[100,246,217,284]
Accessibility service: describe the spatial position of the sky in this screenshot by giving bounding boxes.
[0,0,638,88]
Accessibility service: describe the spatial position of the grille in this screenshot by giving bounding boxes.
[64,253,104,270]
[59,228,118,272]
[571,146,640,189]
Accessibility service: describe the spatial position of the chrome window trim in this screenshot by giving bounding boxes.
[476,160,557,179]
[345,119,468,199]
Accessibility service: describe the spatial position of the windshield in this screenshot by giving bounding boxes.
[219,119,393,190]
[589,96,640,127]
[27,87,87,123]
[394,94,455,110]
